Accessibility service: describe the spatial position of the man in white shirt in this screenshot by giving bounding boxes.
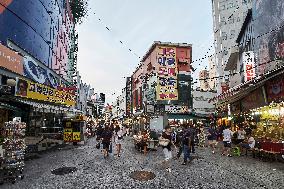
[222,126,233,157]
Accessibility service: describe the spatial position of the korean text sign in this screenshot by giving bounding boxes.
[15,78,76,106]
[156,46,178,100]
[243,51,255,82]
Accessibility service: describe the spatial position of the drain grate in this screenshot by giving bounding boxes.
[129,171,156,181]
[51,167,77,175]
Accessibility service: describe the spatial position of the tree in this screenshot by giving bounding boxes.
[69,0,89,24]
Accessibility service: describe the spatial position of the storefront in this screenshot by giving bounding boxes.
[212,68,284,143]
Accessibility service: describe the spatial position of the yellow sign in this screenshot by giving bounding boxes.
[73,132,81,142]
[16,78,76,106]
[64,128,73,142]
[156,46,178,100]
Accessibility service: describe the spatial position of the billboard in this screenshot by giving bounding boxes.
[0,44,23,75]
[15,78,76,106]
[243,51,256,82]
[253,0,284,74]
[156,46,178,100]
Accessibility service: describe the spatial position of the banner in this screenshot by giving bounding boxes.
[126,77,132,116]
[241,88,266,112]
[15,78,76,106]
[156,46,178,100]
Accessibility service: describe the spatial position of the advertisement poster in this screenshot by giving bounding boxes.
[15,78,76,106]
[253,0,284,74]
[156,46,178,100]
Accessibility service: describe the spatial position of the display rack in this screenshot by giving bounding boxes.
[0,121,26,184]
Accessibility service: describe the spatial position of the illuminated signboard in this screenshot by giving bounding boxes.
[156,46,178,100]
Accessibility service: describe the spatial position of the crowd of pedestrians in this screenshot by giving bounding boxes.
[92,120,256,173]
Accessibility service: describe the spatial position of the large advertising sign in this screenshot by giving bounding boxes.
[243,51,255,82]
[0,44,23,75]
[15,78,76,106]
[126,77,132,116]
[253,0,284,74]
[156,46,178,100]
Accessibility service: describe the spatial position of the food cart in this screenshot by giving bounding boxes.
[63,115,87,145]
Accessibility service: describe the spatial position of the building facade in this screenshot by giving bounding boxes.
[212,0,252,94]
[0,0,77,135]
[199,70,209,91]
[131,41,192,127]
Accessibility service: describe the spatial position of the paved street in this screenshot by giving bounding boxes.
[2,137,284,189]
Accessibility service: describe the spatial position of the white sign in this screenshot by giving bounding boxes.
[165,105,189,114]
[243,51,255,82]
[146,105,155,113]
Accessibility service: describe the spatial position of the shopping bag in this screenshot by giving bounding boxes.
[109,143,112,153]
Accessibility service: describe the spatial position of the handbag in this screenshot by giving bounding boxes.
[159,137,170,147]
[96,143,100,149]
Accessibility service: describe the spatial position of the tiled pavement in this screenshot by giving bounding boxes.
[2,137,284,189]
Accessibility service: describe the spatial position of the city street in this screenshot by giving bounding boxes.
[2,137,283,189]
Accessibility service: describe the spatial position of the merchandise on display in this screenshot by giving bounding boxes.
[0,121,26,184]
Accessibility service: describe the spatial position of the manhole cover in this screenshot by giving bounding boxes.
[51,167,77,175]
[129,171,156,181]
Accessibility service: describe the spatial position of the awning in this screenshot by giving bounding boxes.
[225,51,239,71]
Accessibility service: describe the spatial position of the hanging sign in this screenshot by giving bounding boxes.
[243,51,255,82]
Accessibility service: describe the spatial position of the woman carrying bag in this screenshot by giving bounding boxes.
[159,126,176,173]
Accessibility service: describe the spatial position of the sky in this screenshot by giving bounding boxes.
[77,0,214,103]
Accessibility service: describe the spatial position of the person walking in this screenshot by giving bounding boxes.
[222,126,233,157]
[159,126,176,173]
[101,124,113,159]
[181,124,193,165]
[207,125,218,154]
[198,126,206,147]
[114,125,124,157]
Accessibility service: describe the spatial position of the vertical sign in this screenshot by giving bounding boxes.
[243,51,255,82]
[126,77,132,116]
[156,46,178,100]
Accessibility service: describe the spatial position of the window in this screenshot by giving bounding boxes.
[227,2,234,9]
[228,16,234,24]
[222,32,227,40]
[221,17,226,26]
[230,30,236,39]
[223,47,228,56]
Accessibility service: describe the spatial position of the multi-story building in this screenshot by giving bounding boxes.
[131,41,192,128]
[0,0,77,135]
[212,0,252,93]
